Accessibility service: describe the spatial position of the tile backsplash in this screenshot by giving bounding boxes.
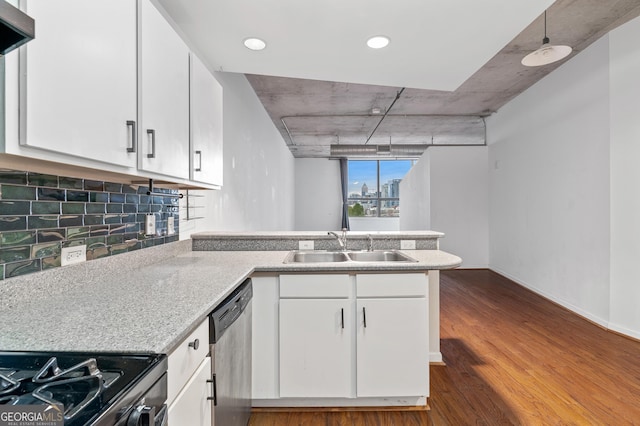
[0,170,179,280]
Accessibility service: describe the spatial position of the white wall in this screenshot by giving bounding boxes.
[294,158,342,231]
[401,146,489,268]
[400,149,431,230]
[486,35,611,327]
[430,147,489,268]
[609,16,640,339]
[181,72,295,237]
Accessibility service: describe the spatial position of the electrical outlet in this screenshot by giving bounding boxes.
[299,240,314,250]
[61,245,86,266]
[400,240,416,250]
[145,214,156,235]
[167,217,175,235]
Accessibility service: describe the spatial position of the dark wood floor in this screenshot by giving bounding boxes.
[250,269,640,425]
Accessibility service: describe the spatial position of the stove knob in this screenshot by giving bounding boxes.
[127,405,156,426]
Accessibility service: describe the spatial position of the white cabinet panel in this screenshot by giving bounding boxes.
[279,299,352,398]
[356,298,429,397]
[190,53,223,186]
[252,276,279,399]
[168,356,212,426]
[20,0,137,168]
[139,0,190,179]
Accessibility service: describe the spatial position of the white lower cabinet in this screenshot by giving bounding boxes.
[263,272,429,405]
[356,298,429,397]
[252,276,279,399]
[279,298,352,397]
[168,356,212,426]
[167,319,212,426]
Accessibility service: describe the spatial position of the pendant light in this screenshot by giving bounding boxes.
[521,11,572,67]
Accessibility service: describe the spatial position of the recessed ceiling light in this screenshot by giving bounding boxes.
[243,37,266,51]
[366,35,390,49]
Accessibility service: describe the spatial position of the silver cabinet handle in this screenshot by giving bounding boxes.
[126,120,136,153]
[194,150,202,172]
[188,338,200,350]
[146,129,155,158]
[341,308,344,329]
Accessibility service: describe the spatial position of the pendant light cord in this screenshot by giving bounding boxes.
[543,10,549,44]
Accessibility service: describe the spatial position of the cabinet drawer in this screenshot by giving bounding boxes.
[356,273,428,298]
[280,274,350,298]
[167,319,210,405]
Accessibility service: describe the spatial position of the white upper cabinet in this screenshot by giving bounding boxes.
[19,0,137,168]
[138,0,190,179]
[190,53,223,186]
[3,0,220,188]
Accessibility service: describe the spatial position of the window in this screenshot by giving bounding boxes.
[347,160,414,217]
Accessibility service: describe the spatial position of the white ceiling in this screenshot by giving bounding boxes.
[156,0,553,91]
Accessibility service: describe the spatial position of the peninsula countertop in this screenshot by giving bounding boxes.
[0,239,460,355]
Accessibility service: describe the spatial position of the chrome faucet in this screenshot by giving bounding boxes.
[328,228,348,251]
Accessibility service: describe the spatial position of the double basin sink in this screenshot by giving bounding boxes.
[284,250,417,264]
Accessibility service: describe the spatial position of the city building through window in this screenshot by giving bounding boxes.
[347,160,414,218]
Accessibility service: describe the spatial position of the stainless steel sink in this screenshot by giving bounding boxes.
[284,251,350,263]
[346,250,417,262]
[284,250,417,263]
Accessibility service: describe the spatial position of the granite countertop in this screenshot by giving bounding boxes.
[0,240,460,355]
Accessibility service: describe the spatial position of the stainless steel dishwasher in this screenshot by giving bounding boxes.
[209,278,253,426]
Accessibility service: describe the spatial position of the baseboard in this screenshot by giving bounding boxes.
[252,396,427,408]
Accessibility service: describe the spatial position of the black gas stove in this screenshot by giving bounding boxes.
[0,351,167,426]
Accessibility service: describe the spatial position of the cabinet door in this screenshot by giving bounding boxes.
[190,53,223,186]
[356,298,429,397]
[139,0,190,179]
[279,299,352,398]
[21,0,137,167]
[168,356,212,426]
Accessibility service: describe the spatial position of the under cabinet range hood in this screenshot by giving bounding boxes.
[0,0,34,55]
